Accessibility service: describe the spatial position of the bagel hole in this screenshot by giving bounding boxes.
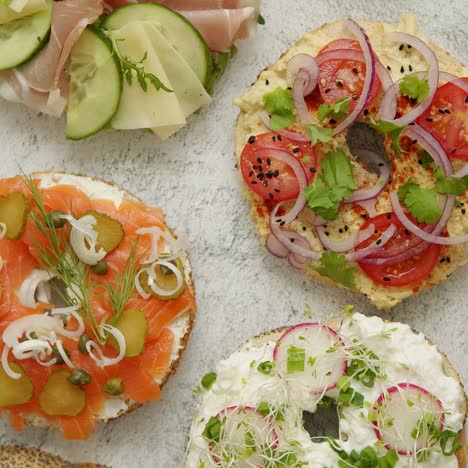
[346,122,387,175]
[302,403,340,440]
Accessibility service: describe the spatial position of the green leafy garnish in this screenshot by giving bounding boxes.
[419,149,434,169]
[202,416,222,443]
[346,346,382,388]
[398,179,441,224]
[317,97,350,122]
[205,44,237,94]
[434,166,468,195]
[257,13,266,25]
[313,251,356,289]
[337,377,364,407]
[370,119,406,158]
[304,150,356,220]
[317,395,334,409]
[263,87,296,130]
[399,74,430,103]
[286,346,305,373]
[3,0,13,6]
[305,124,333,146]
[108,36,172,93]
[201,372,217,390]
[257,360,274,375]
[257,401,285,421]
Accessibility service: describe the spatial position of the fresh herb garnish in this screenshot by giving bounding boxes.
[286,345,305,373]
[370,119,406,158]
[346,345,383,388]
[257,401,285,421]
[205,44,237,94]
[399,74,430,103]
[317,395,334,409]
[336,375,364,407]
[202,416,222,443]
[305,124,333,146]
[257,360,274,375]
[201,372,217,390]
[317,97,350,122]
[257,13,266,25]
[419,149,434,169]
[434,166,468,195]
[263,87,296,130]
[398,179,441,224]
[108,36,172,93]
[313,251,356,290]
[304,150,356,220]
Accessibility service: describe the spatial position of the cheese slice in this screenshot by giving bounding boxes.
[110,20,211,139]
[0,0,47,24]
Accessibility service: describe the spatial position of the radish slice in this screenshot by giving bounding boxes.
[371,383,445,455]
[273,323,347,394]
[209,406,279,465]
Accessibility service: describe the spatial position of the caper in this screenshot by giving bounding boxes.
[103,377,124,396]
[92,259,108,275]
[78,333,90,355]
[48,210,68,229]
[52,346,70,365]
[67,368,91,386]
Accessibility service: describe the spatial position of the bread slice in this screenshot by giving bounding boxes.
[233,321,467,467]
[0,445,105,468]
[4,172,196,430]
[234,16,468,309]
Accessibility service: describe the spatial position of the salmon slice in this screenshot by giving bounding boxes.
[141,327,175,376]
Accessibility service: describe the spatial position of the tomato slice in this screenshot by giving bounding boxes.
[240,132,317,202]
[356,213,441,287]
[317,39,382,111]
[416,79,468,161]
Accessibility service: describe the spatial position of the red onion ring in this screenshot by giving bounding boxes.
[377,32,439,126]
[254,147,307,225]
[344,224,397,262]
[316,223,375,253]
[265,233,289,258]
[287,233,313,269]
[438,72,468,92]
[258,110,309,142]
[356,199,378,217]
[327,19,376,136]
[390,192,466,245]
[404,124,453,176]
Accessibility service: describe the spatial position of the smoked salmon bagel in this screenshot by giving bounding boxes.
[0,445,104,467]
[187,310,467,467]
[0,172,196,439]
[234,15,468,308]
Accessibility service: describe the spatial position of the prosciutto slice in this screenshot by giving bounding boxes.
[20,0,103,93]
[103,0,259,51]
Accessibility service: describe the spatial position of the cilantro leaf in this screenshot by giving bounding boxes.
[305,124,333,146]
[263,87,296,130]
[304,151,356,220]
[434,169,468,195]
[398,179,441,224]
[370,119,406,158]
[313,251,356,289]
[399,74,430,103]
[317,97,350,122]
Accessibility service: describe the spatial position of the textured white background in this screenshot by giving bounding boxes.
[0,1,467,466]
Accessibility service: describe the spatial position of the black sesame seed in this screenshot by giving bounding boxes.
[387,65,392,71]
[258,165,263,172]
[256,157,262,163]
[276,218,282,223]
[339,228,343,233]
[364,109,369,116]
[272,136,276,142]
[249,170,254,177]
[462,209,466,215]
[465,96,468,103]
[444,109,451,114]
[251,180,258,184]
[440,257,446,263]
[405,229,410,236]
[267,158,271,166]
[411,139,418,144]
[325,231,330,236]
[386,213,392,219]
[410,98,418,105]
[362,214,367,219]
[408,122,415,126]
[280,220,285,226]
[438,108,445,114]
[400,65,405,73]
[293,147,300,153]
[383,276,391,282]
[263,180,269,187]
[266,171,273,179]
[378,162,384,167]
[265,79,270,85]
[248,135,256,144]
[409,64,413,72]
[418,159,423,165]
[374,230,378,234]
[376,239,382,245]
[425,117,433,122]
[274,188,280,193]
[257,173,264,180]
[330,119,337,124]
[337,80,343,87]
[446,257,451,263]
[407,44,412,49]
[303,226,307,231]
[287,87,292,91]
[352,67,358,74]
[269,192,274,199]
[277,135,282,141]
[399,44,404,51]
[325,88,331,94]
[273,170,279,177]
[344,226,348,232]
[451,148,457,154]
[310,168,316,173]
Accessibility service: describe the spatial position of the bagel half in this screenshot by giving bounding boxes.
[234,15,468,309]
[187,313,467,467]
[1,172,196,432]
[0,445,105,468]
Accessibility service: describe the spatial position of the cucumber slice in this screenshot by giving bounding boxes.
[0,0,52,71]
[66,27,122,141]
[102,3,212,89]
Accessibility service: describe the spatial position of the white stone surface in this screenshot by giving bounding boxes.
[0,1,467,467]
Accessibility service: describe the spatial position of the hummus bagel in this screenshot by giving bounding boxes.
[186,310,466,467]
[0,172,196,439]
[234,15,468,308]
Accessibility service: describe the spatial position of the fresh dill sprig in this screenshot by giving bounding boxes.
[21,174,104,344]
[108,36,173,93]
[105,239,144,324]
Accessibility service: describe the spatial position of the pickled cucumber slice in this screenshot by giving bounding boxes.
[39,369,86,416]
[110,309,148,357]
[142,256,186,301]
[80,210,124,253]
[0,362,33,407]
[0,192,28,239]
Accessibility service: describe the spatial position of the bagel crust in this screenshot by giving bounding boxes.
[0,172,196,433]
[234,15,468,309]
[186,313,467,467]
